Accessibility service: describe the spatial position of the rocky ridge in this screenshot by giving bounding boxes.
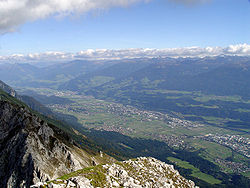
[0,92,114,188]
[33,157,198,188]
[0,80,17,97]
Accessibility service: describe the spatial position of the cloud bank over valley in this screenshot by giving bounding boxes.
[0,44,249,64]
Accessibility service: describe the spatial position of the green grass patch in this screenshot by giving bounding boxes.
[59,165,107,187]
[189,104,219,109]
[235,108,250,113]
[167,157,221,185]
[191,140,232,160]
[119,143,134,150]
[144,89,192,95]
[241,171,250,178]
[194,95,242,103]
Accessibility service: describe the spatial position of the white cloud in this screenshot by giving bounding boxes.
[0,44,249,64]
[224,44,250,55]
[0,0,149,34]
[0,0,214,34]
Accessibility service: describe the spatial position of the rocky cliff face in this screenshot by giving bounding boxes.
[0,80,17,97]
[33,157,198,188]
[0,99,113,188]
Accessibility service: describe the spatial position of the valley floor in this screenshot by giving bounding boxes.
[17,87,250,187]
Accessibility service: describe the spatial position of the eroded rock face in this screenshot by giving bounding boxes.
[0,80,17,97]
[104,157,198,188]
[0,100,103,188]
[34,157,198,188]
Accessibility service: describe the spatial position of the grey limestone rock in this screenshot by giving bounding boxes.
[0,80,17,97]
[0,100,105,188]
[35,157,198,188]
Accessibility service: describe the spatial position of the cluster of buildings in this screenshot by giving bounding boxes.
[215,158,250,173]
[202,134,250,158]
[106,103,203,129]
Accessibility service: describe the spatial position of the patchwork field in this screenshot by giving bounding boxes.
[18,87,250,183]
[167,157,222,185]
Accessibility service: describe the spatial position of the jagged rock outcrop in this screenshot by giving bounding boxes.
[0,79,54,117]
[0,80,17,97]
[33,157,198,188]
[0,99,113,188]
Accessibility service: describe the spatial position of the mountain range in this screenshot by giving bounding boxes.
[1,55,250,187]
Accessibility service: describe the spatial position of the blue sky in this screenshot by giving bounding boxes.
[0,0,249,56]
